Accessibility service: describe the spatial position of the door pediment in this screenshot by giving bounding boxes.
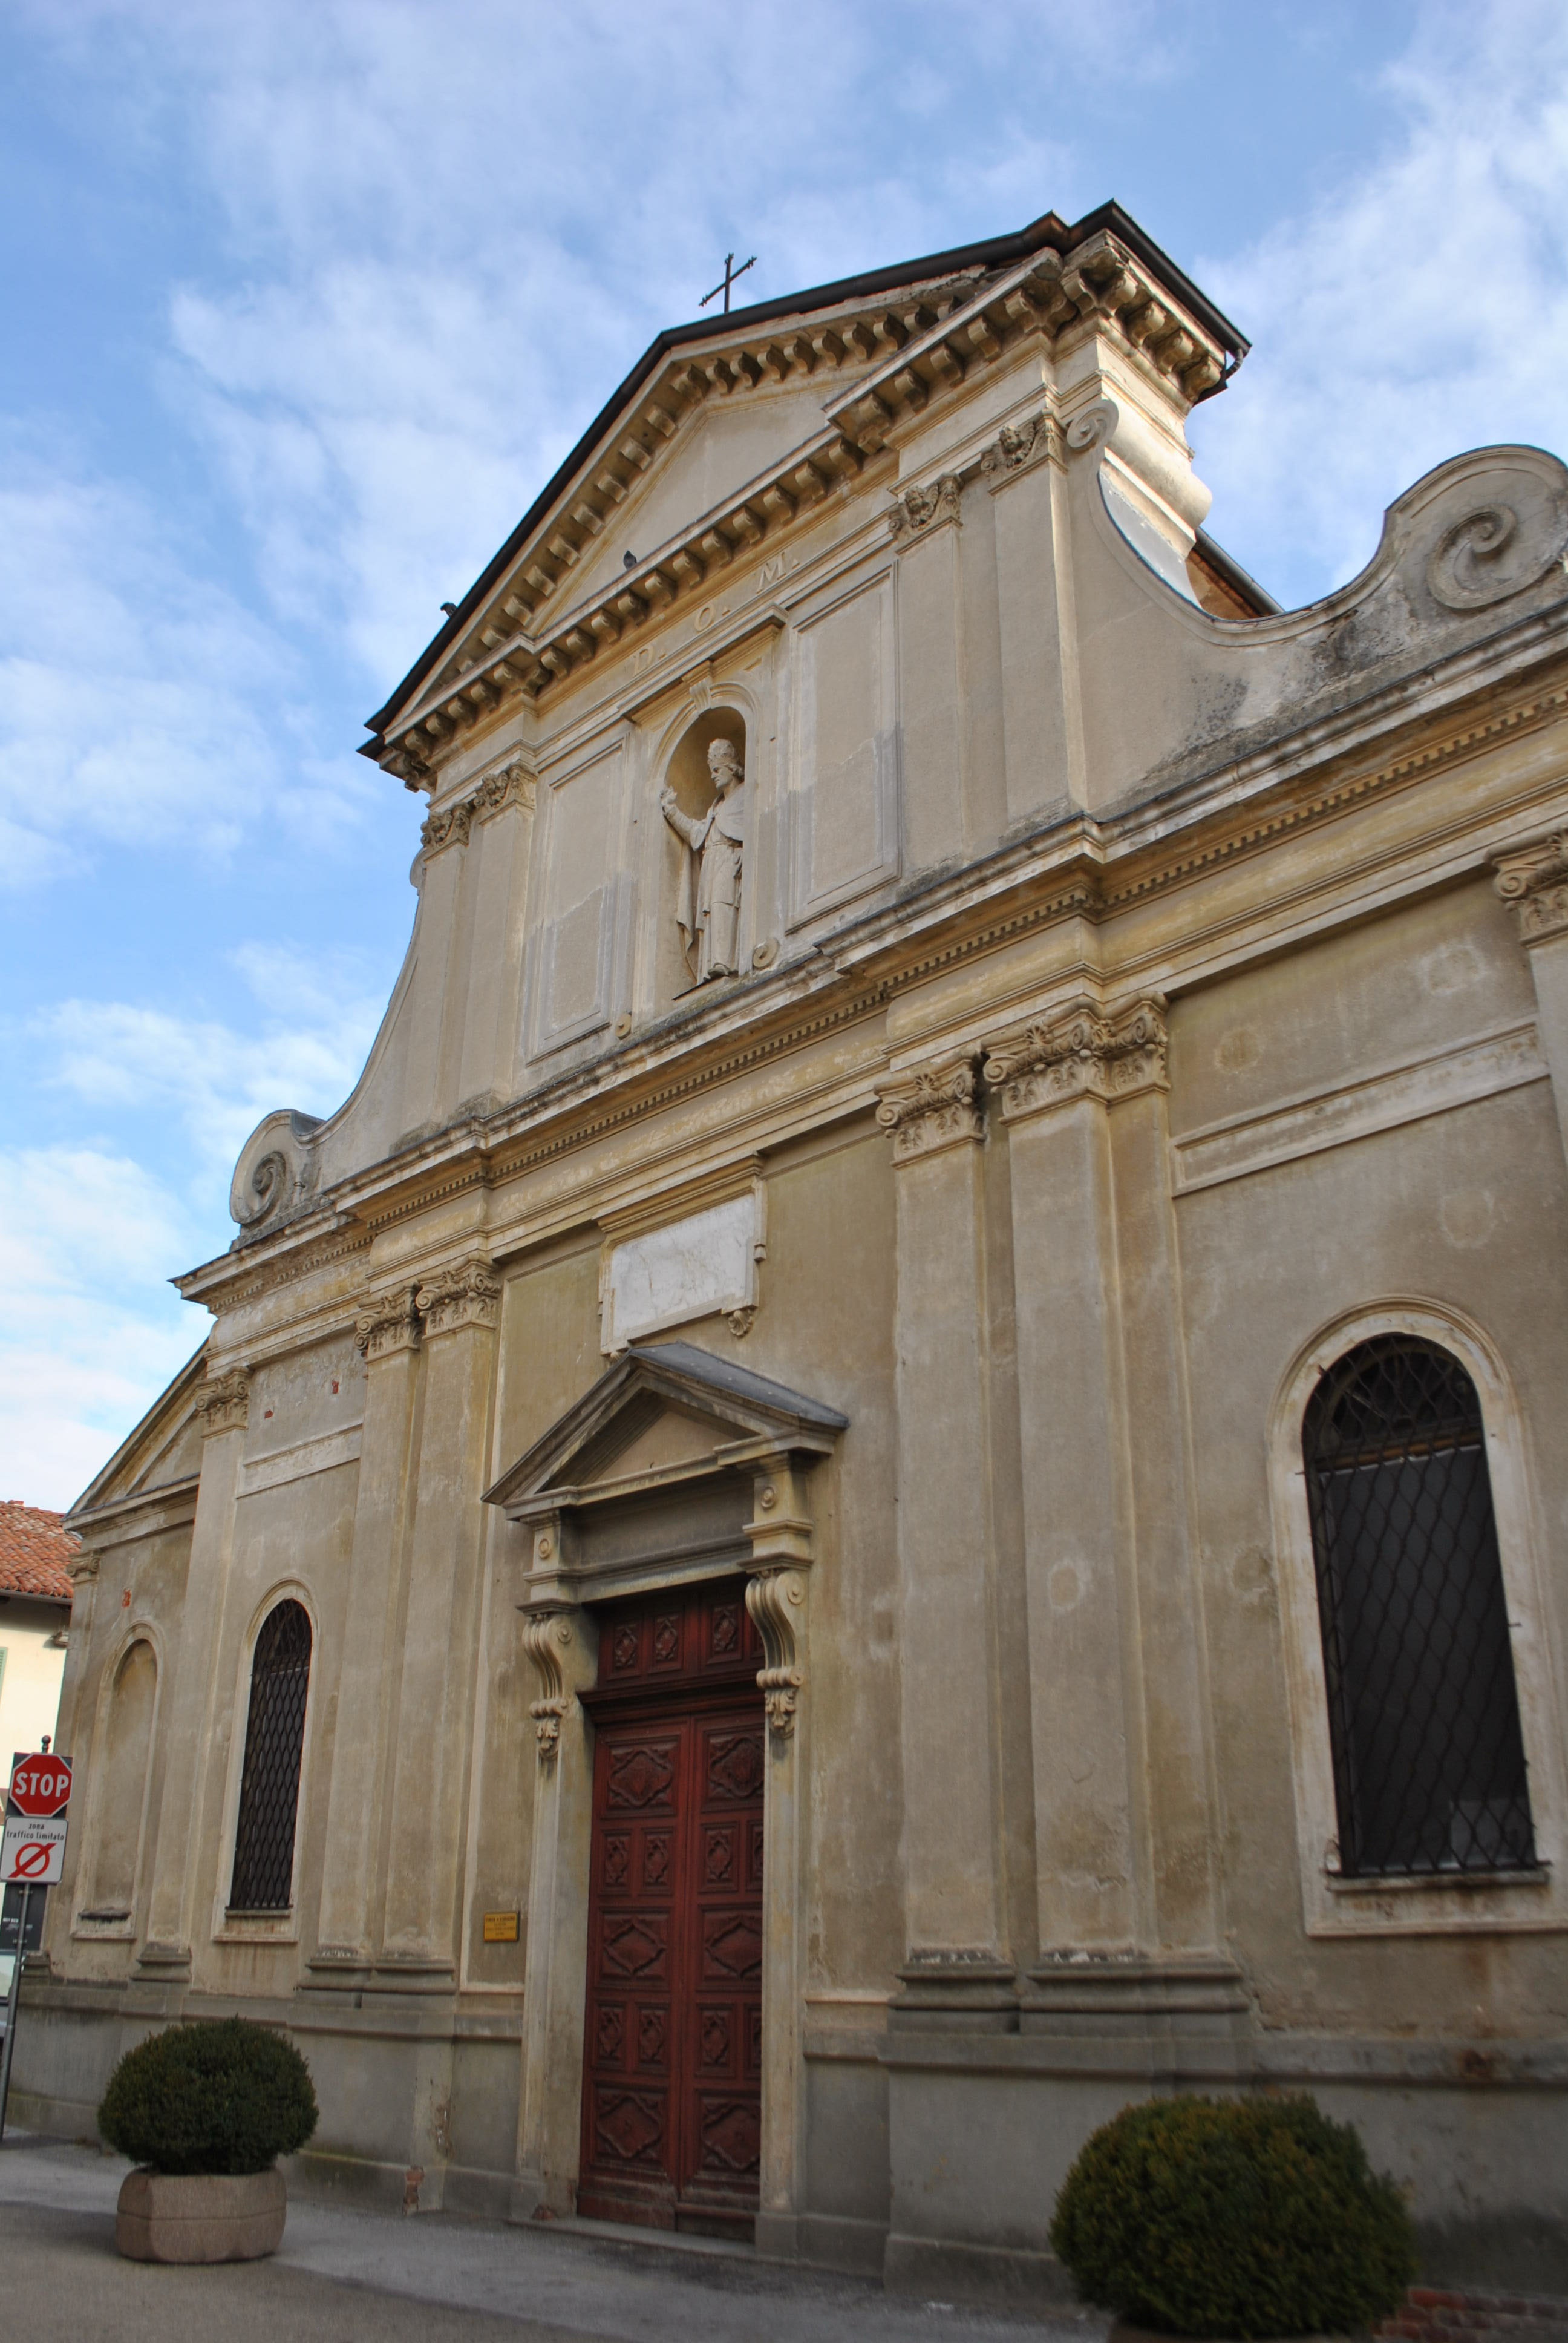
[483,1339,847,1525]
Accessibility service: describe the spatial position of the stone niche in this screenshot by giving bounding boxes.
[658,706,747,1006]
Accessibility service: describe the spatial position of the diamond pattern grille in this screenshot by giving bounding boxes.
[1303,1337,1535,1879]
[229,1599,312,1910]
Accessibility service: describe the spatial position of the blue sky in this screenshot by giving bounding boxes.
[4,0,1568,1506]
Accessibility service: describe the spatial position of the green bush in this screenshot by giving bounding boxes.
[99,2018,318,2176]
[1050,2092,1415,2338]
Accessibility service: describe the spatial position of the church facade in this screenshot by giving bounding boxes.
[19,202,1568,2299]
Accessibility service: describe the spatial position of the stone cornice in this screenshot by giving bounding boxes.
[175,637,1568,1320]
[1492,830,1568,943]
[984,996,1168,1121]
[65,1475,201,1548]
[875,1055,984,1161]
[378,231,1230,788]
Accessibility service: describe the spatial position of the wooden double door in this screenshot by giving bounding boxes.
[578,1578,766,2235]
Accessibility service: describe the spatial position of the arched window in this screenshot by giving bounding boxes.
[85,1639,157,1921]
[229,1599,312,1911]
[1303,1337,1535,1878]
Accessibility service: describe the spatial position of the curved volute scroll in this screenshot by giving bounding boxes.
[229,1109,322,1240]
[520,1607,583,1763]
[745,1456,815,1738]
[745,1570,806,1736]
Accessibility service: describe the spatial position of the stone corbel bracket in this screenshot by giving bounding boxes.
[520,1604,584,1763]
[745,1457,814,1737]
[1493,831,1568,944]
[874,1052,984,1162]
[984,994,1168,1122]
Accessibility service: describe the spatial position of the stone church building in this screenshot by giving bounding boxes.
[19,202,1568,2299]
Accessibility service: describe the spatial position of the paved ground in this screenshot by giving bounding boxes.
[0,2132,1108,2343]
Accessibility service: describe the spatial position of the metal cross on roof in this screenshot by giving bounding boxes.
[700,251,756,315]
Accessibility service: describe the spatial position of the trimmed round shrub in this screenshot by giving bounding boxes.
[99,2018,318,2175]
[1050,2092,1415,2338]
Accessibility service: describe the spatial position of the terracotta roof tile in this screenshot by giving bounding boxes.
[0,1502,77,1601]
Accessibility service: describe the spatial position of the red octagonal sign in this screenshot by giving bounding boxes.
[8,1755,71,1818]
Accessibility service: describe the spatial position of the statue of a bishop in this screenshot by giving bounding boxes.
[661,738,746,981]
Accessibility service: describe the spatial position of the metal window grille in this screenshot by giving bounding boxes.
[1303,1336,1535,1879]
[229,1599,312,1911]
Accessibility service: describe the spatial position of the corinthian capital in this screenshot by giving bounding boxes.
[874,1054,983,1163]
[414,1257,501,1337]
[194,1366,250,1437]
[354,1286,422,1362]
[984,995,1167,1122]
[1493,832,1568,944]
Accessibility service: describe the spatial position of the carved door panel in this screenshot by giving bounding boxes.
[683,1715,765,2220]
[578,1580,764,2235]
[580,1722,682,2222]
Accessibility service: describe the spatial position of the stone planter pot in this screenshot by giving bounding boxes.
[116,2166,287,2263]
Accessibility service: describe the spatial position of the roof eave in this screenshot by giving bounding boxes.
[362,200,1247,750]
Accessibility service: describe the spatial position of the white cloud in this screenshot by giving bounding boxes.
[5,940,390,1507]
[0,1147,203,1511]
[0,444,376,886]
[1190,0,1568,608]
[36,943,391,1180]
[60,0,1117,681]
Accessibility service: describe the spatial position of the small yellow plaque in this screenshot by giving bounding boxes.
[483,1910,520,1943]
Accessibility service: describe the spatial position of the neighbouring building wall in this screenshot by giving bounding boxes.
[0,1598,68,1765]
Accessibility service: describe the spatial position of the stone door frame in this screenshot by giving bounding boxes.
[483,1344,844,2244]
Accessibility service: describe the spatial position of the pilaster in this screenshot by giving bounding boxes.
[138,1365,250,1979]
[743,1456,812,2243]
[876,1055,1013,2027]
[310,1286,422,1979]
[513,1598,599,2218]
[1494,833,1568,1168]
[983,411,1087,819]
[379,1259,500,1977]
[982,1000,1157,1961]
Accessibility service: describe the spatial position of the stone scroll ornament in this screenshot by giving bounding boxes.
[520,1611,578,1761]
[661,738,745,983]
[228,1109,322,1237]
[1427,502,1568,612]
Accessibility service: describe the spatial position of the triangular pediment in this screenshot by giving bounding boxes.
[68,1343,208,1521]
[367,206,1244,787]
[483,1339,847,1519]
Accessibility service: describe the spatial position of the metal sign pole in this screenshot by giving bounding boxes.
[0,1882,31,2142]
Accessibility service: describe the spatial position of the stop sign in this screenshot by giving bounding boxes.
[8,1755,71,1818]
